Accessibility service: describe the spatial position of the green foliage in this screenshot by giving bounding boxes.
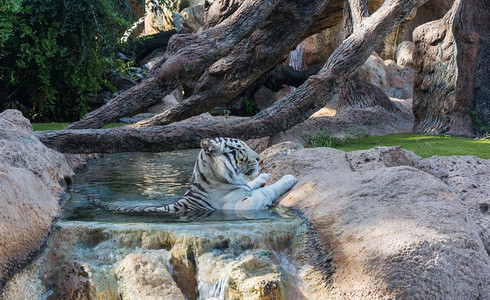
[244,98,258,115]
[0,0,136,121]
[470,110,489,136]
[304,129,341,148]
[304,125,367,148]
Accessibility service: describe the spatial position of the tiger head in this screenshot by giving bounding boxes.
[200,137,259,183]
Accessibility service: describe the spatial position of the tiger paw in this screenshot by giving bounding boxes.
[256,173,270,183]
[281,174,297,187]
[248,173,270,190]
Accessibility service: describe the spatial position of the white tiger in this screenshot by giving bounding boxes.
[90,137,297,213]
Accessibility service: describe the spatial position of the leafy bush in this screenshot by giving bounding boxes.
[0,0,136,121]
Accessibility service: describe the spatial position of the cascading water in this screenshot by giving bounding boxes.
[289,41,304,71]
[4,151,310,300]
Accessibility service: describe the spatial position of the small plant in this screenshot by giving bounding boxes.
[470,110,489,136]
[305,125,367,148]
[343,124,368,139]
[244,98,258,115]
[416,138,434,157]
[304,129,341,148]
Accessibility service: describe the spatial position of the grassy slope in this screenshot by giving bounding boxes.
[334,133,490,159]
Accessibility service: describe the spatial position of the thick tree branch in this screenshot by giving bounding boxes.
[39,0,428,153]
[133,0,336,128]
[66,0,282,129]
[348,0,369,30]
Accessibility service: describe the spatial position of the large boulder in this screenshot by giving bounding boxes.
[261,144,490,299]
[0,110,72,290]
[179,4,205,33]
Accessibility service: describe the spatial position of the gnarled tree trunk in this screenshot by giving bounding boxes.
[412,0,490,136]
[38,0,429,154]
[336,0,402,114]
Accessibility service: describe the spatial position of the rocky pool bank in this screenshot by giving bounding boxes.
[1,109,489,299]
[0,110,72,291]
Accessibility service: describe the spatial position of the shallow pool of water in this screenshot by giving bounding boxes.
[63,150,292,223]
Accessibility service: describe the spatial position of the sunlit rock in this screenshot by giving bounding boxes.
[396,41,414,68]
[0,109,72,290]
[261,144,490,299]
[114,252,185,300]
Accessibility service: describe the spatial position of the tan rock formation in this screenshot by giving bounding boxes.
[114,252,185,300]
[396,41,414,68]
[180,4,204,33]
[358,53,414,100]
[0,109,72,290]
[261,144,490,299]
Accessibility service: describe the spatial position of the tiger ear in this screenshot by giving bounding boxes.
[201,138,221,155]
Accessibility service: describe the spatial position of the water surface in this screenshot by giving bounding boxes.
[63,150,291,223]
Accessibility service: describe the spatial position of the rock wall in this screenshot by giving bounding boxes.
[261,144,490,299]
[0,110,73,292]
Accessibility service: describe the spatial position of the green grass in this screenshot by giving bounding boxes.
[331,133,490,159]
[32,122,123,131]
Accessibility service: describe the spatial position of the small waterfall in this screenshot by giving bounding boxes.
[289,41,304,71]
[197,276,229,300]
[196,251,233,300]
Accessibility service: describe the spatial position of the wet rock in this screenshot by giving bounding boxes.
[0,109,72,290]
[114,252,185,300]
[29,219,301,299]
[55,261,93,300]
[62,153,100,171]
[169,237,199,300]
[261,145,490,299]
[197,250,286,300]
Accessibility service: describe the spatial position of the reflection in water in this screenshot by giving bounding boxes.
[63,150,290,223]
